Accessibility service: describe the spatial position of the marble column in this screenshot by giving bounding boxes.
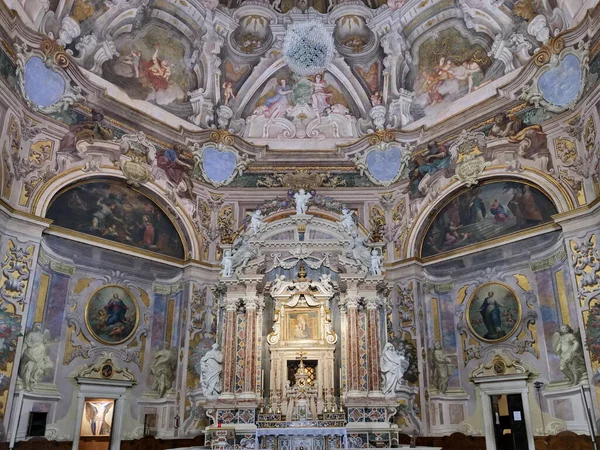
[220,286,241,398]
[366,297,382,394]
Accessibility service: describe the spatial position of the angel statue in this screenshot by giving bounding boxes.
[249,209,264,235]
[381,342,410,395]
[339,207,356,233]
[294,189,312,215]
[552,325,587,385]
[18,323,53,391]
[370,249,383,276]
[346,231,372,272]
[221,250,233,277]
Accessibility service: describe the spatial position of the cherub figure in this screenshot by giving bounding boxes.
[222,81,235,106]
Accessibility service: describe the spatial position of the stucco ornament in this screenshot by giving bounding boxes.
[15,43,85,116]
[552,325,587,385]
[283,21,334,77]
[149,348,177,397]
[1,240,34,305]
[520,42,589,113]
[193,143,251,188]
[380,342,409,395]
[199,344,223,399]
[115,131,157,187]
[354,142,411,187]
[450,130,490,187]
[18,323,54,391]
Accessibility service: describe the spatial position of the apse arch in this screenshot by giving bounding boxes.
[32,170,199,261]
[404,170,575,260]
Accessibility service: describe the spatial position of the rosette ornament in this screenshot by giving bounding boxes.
[283,21,334,77]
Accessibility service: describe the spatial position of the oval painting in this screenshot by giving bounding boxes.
[466,282,521,343]
[421,180,558,258]
[85,285,139,345]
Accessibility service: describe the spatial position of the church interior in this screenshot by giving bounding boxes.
[0,0,599,449]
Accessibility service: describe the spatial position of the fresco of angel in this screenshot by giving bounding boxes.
[253,78,293,119]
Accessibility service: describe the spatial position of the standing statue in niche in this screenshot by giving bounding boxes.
[380,342,409,395]
[552,325,588,385]
[150,348,177,398]
[432,342,454,394]
[18,323,53,391]
[200,343,223,399]
[294,189,312,215]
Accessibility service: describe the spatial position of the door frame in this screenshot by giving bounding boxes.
[472,373,535,450]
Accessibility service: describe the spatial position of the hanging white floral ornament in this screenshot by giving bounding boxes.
[283,21,334,77]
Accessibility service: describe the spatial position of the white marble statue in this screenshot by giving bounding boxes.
[150,348,177,398]
[432,342,453,394]
[18,323,53,391]
[229,234,257,274]
[552,325,587,385]
[380,342,409,395]
[221,250,233,277]
[370,249,383,275]
[346,231,372,271]
[249,209,264,235]
[528,15,551,44]
[339,207,356,232]
[294,189,312,215]
[200,343,223,399]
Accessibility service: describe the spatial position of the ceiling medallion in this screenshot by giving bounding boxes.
[283,21,334,77]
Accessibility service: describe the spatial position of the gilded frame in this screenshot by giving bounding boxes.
[285,308,321,342]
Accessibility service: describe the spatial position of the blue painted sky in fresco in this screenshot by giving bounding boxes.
[202,146,237,183]
[366,145,402,182]
[538,54,582,107]
[24,56,66,107]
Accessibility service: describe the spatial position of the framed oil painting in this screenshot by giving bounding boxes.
[46,179,185,259]
[466,282,521,343]
[85,285,139,345]
[81,399,114,437]
[286,310,319,341]
[421,180,558,258]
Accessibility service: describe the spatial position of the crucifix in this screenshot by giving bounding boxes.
[296,348,307,362]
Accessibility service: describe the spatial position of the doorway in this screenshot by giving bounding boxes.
[490,394,528,450]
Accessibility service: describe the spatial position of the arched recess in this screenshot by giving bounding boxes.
[404,170,575,260]
[235,58,369,118]
[31,169,200,261]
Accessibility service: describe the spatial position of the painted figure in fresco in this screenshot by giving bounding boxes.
[432,342,453,394]
[57,108,114,170]
[157,144,194,198]
[150,348,177,398]
[293,314,310,339]
[104,293,129,327]
[263,79,293,119]
[223,81,235,106]
[489,199,509,222]
[409,141,451,194]
[18,323,53,391]
[294,189,312,215]
[478,291,505,340]
[370,91,383,107]
[200,343,223,399]
[454,60,484,93]
[380,342,409,395]
[310,74,332,115]
[85,401,113,436]
[468,191,486,223]
[552,325,587,385]
[489,113,524,138]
